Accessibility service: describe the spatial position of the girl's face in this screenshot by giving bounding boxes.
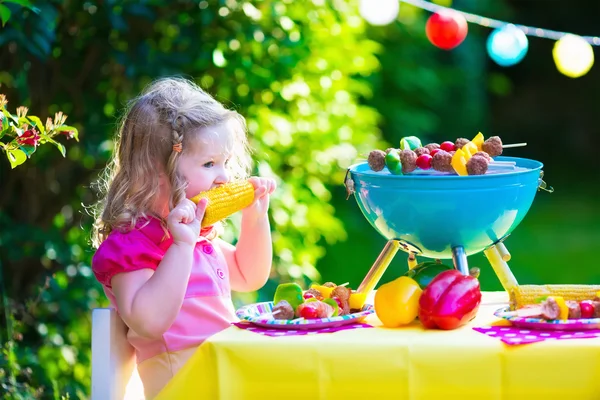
[177,121,233,198]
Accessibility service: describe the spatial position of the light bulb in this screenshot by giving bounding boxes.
[553,34,594,78]
[359,0,400,26]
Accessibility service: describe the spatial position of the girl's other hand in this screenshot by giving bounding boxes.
[167,198,208,246]
[244,177,276,221]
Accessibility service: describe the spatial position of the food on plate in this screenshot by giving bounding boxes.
[272,300,295,320]
[270,281,366,320]
[502,295,600,320]
[508,284,600,310]
[273,283,304,311]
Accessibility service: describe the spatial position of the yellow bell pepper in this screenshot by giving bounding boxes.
[310,284,334,299]
[463,141,478,157]
[451,149,468,176]
[471,132,485,151]
[549,296,569,320]
[374,276,422,328]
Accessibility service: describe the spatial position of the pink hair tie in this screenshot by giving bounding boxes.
[172,143,182,153]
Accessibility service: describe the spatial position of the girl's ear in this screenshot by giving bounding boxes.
[158,171,169,187]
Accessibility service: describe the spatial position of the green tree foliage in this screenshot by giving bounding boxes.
[0,1,385,397]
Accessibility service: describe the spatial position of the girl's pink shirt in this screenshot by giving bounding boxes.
[91,218,237,363]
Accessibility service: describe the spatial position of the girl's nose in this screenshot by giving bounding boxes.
[214,167,229,184]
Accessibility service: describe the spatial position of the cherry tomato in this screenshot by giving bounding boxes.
[580,301,595,319]
[300,304,319,319]
[440,141,455,152]
[416,154,433,170]
[332,296,344,310]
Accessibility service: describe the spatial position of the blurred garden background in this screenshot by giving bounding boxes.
[1,0,599,397]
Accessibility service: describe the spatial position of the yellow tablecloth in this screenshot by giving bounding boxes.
[156,292,600,399]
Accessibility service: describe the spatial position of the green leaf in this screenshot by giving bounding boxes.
[3,109,18,124]
[28,115,45,134]
[3,0,40,13]
[0,116,8,138]
[53,141,66,157]
[43,134,66,156]
[54,125,79,141]
[19,144,36,157]
[0,4,11,27]
[18,116,30,127]
[6,148,26,168]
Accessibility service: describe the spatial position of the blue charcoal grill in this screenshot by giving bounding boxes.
[346,156,553,294]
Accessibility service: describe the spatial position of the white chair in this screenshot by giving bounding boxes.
[91,308,144,400]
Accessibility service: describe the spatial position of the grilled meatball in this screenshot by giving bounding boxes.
[473,151,491,162]
[541,297,560,320]
[431,150,454,172]
[566,301,581,319]
[592,301,600,318]
[368,150,386,172]
[272,300,295,320]
[330,286,352,316]
[425,143,440,152]
[414,147,430,157]
[399,149,418,173]
[455,138,470,149]
[322,282,337,288]
[305,288,323,300]
[466,155,489,175]
[482,136,503,157]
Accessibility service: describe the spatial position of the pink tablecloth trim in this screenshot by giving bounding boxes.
[232,322,373,337]
[473,325,600,345]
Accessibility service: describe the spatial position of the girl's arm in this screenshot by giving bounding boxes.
[111,199,207,339]
[219,177,276,292]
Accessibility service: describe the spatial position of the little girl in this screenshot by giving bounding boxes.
[91,77,276,398]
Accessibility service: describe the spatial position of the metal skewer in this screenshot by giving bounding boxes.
[502,142,527,149]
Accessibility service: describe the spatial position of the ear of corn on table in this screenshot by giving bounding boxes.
[509,285,600,310]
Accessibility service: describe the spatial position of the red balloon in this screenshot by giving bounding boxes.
[426,10,468,50]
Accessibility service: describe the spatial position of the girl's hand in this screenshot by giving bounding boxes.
[243,177,276,222]
[167,198,208,246]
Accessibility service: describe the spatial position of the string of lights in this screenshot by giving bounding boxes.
[400,0,600,45]
[358,0,597,78]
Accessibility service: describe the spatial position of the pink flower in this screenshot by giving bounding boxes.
[18,129,40,147]
[61,130,75,139]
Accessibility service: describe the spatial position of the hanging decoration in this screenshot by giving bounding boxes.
[552,34,595,78]
[486,25,529,67]
[359,0,400,27]
[359,0,600,78]
[425,10,468,50]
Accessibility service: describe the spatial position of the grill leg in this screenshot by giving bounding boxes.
[357,240,401,294]
[452,246,470,276]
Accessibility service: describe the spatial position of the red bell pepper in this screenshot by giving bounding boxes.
[418,269,482,330]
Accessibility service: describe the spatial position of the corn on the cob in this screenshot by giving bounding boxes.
[509,285,600,310]
[190,180,254,227]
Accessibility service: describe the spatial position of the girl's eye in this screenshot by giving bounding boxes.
[203,161,214,168]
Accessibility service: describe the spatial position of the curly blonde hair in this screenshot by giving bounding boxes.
[92,77,252,248]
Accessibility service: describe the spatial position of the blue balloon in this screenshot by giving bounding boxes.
[487,25,529,67]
